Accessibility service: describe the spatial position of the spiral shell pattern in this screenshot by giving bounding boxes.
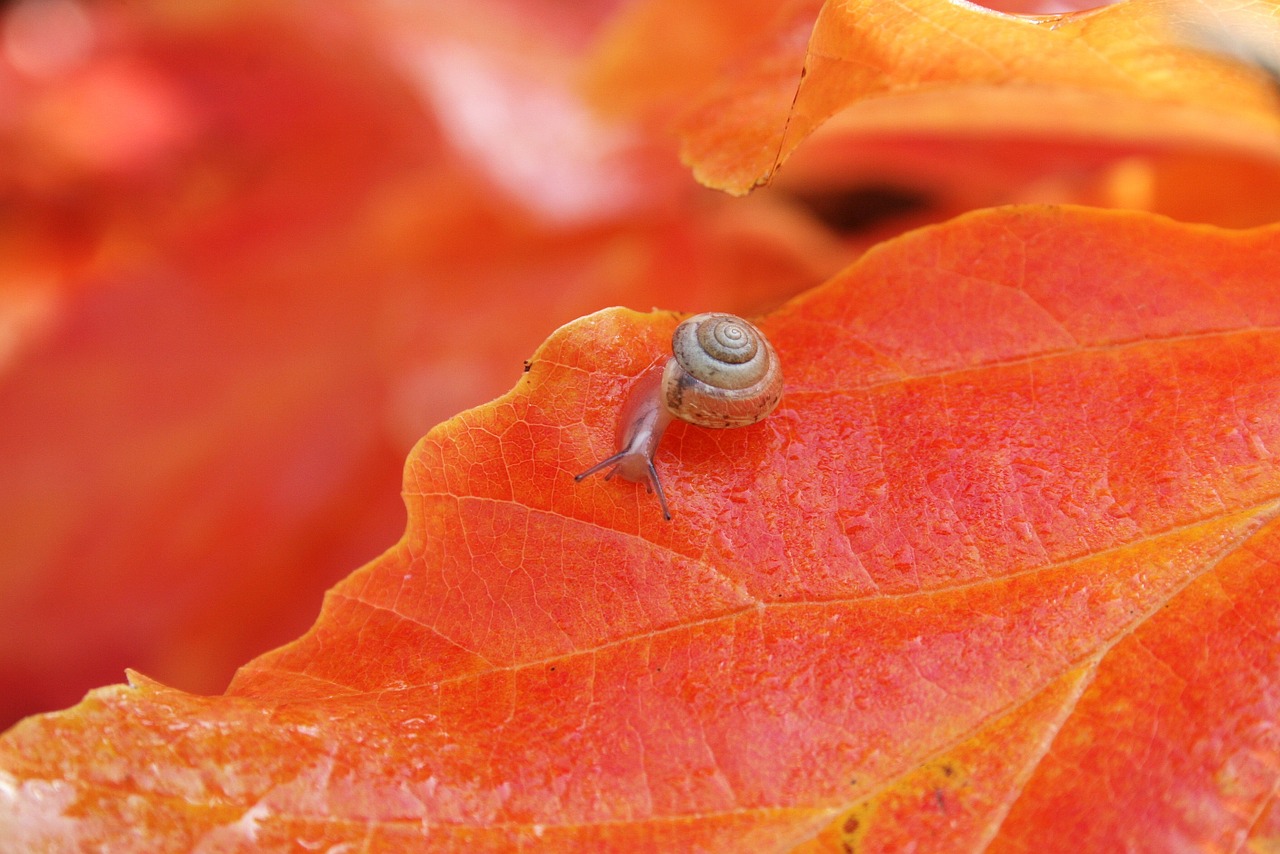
[662,313,783,428]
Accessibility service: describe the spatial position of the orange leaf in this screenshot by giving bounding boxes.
[4,205,1279,849]
[679,0,1280,200]
[0,1,836,728]
[585,0,824,121]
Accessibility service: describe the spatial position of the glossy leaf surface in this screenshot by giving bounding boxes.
[3,206,1278,851]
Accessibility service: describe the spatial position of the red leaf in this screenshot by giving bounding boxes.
[4,206,1278,849]
[675,0,1280,225]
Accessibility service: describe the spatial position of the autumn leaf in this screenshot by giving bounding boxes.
[15,0,1280,735]
[585,0,825,122]
[672,0,1280,224]
[3,205,1278,850]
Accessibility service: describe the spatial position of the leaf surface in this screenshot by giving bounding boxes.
[677,0,1280,201]
[3,205,1279,850]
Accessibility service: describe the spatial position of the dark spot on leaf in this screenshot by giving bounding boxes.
[523,360,533,373]
[842,816,859,835]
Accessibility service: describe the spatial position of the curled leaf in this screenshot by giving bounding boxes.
[678,0,1280,200]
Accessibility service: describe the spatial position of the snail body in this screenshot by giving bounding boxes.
[575,313,782,520]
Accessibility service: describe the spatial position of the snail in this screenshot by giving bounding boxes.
[575,312,783,520]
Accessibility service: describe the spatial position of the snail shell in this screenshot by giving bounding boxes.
[662,313,783,428]
[575,311,782,520]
